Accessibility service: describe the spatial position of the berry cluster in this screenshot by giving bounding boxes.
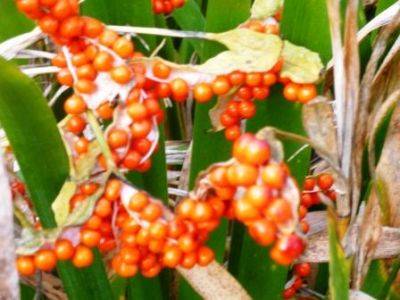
[301,174,336,209]
[192,133,305,265]
[151,0,185,15]
[282,262,311,298]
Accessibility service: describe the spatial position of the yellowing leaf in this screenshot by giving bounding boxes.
[250,0,283,19]
[64,184,105,227]
[73,141,102,181]
[281,41,324,84]
[51,181,77,227]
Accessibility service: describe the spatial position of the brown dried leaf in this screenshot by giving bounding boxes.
[177,262,251,300]
[209,96,231,131]
[302,96,339,166]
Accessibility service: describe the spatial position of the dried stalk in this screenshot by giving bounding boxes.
[0,148,20,300]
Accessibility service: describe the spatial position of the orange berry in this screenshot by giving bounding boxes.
[176,199,195,219]
[234,199,260,222]
[178,234,198,253]
[170,78,189,102]
[261,163,286,189]
[34,249,57,272]
[107,129,129,149]
[149,222,168,240]
[294,263,311,277]
[225,125,241,141]
[84,215,102,230]
[197,246,214,266]
[72,245,94,268]
[244,185,271,208]
[38,15,59,34]
[317,174,334,190]
[83,17,104,38]
[283,83,300,102]
[209,167,230,188]
[212,76,231,95]
[59,16,84,38]
[141,264,161,278]
[262,72,278,86]
[116,262,138,278]
[193,83,214,103]
[129,192,149,212]
[84,45,99,61]
[298,84,317,103]
[162,246,183,268]
[94,198,112,218]
[122,150,141,170]
[245,73,262,87]
[55,239,75,260]
[127,102,148,121]
[99,29,119,47]
[140,203,163,222]
[266,198,293,223]
[152,62,171,79]
[93,51,114,71]
[74,137,89,154]
[76,64,97,80]
[104,179,121,201]
[64,94,87,115]
[52,53,67,67]
[131,119,152,139]
[303,177,316,191]
[167,219,186,239]
[17,256,36,276]
[66,115,86,134]
[51,0,74,20]
[96,102,114,120]
[228,71,246,86]
[110,65,133,84]
[248,219,276,246]
[80,229,101,248]
[252,86,270,100]
[113,37,134,58]
[181,252,197,269]
[191,202,214,222]
[75,79,96,94]
[120,247,141,264]
[57,68,73,86]
[227,163,258,187]
[238,101,256,119]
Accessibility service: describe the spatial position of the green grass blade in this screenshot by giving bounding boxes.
[178,0,250,299]
[328,209,350,300]
[0,57,113,300]
[228,1,331,298]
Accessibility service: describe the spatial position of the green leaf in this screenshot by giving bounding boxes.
[328,208,350,300]
[179,0,250,299]
[228,1,331,298]
[0,0,34,42]
[0,57,113,300]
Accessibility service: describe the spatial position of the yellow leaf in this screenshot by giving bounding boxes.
[51,181,77,227]
[250,0,283,19]
[281,41,324,84]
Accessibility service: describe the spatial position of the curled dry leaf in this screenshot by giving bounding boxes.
[51,181,77,227]
[209,95,232,131]
[281,41,325,84]
[302,96,339,166]
[73,141,102,181]
[250,0,283,20]
[178,262,251,300]
[16,227,61,256]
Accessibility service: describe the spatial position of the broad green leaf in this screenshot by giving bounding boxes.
[328,209,350,300]
[0,0,34,42]
[250,0,283,20]
[0,57,113,300]
[52,181,77,226]
[180,0,250,299]
[281,41,324,83]
[172,0,206,57]
[228,1,331,298]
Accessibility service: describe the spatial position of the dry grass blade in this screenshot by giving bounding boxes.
[0,149,19,299]
[299,212,400,263]
[373,35,400,84]
[177,262,251,300]
[353,11,400,220]
[342,0,360,223]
